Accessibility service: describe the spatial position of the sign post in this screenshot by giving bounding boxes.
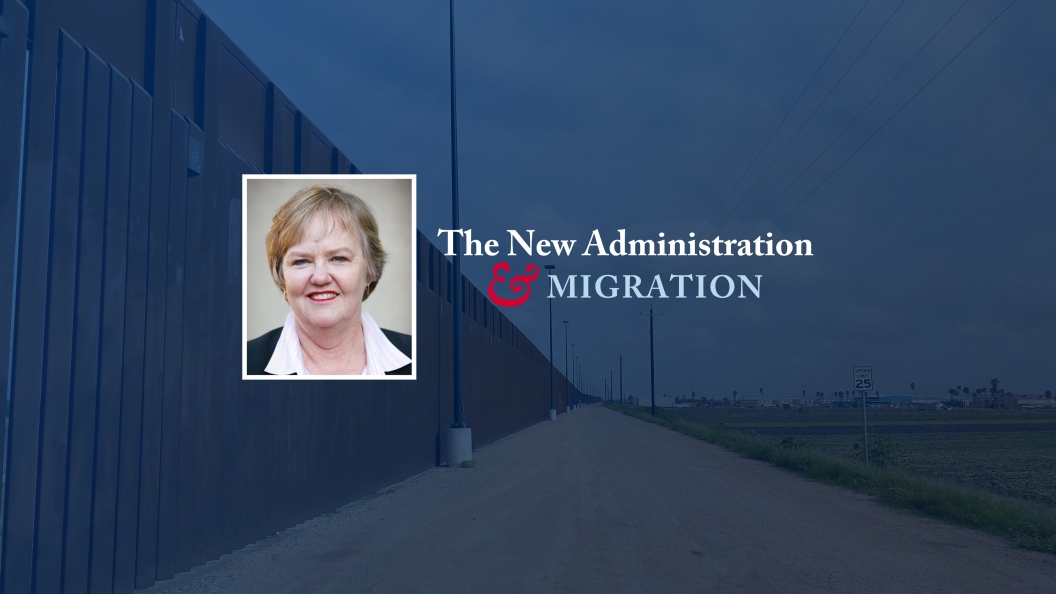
[853,366,872,467]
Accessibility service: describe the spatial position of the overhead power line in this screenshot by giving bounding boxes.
[691,1,873,233]
[664,0,872,277]
[721,0,1018,273]
[727,0,975,245]
[662,0,1019,322]
[695,0,909,249]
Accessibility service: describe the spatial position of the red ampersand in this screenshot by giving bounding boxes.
[488,262,539,307]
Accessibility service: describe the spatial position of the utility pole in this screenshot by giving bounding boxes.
[609,369,613,404]
[446,0,471,466]
[640,304,663,415]
[545,265,556,421]
[617,356,623,404]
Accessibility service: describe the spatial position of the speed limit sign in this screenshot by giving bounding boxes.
[853,367,873,391]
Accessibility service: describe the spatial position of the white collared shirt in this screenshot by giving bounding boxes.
[264,310,411,376]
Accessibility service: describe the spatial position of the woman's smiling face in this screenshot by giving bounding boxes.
[283,212,369,334]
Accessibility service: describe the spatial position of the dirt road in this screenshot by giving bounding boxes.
[154,405,1056,593]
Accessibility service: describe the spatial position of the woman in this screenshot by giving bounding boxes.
[247,185,412,376]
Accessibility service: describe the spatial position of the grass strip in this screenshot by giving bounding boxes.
[606,403,1056,555]
[718,419,1056,427]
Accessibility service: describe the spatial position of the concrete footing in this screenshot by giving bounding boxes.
[548,408,557,421]
[446,427,472,466]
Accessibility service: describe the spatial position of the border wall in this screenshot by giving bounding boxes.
[0,1,578,591]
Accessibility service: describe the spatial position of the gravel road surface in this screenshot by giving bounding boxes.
[149,405,1056,593]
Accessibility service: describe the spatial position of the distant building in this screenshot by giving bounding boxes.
[972,395,1018,409]
[654,395,677,408]
[817,395,913,408]
[1017,396,1049,408]
[873,395,912,407]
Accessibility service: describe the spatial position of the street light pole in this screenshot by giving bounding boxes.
[617,356,623,404]
[577,361,582,406]
[545,265,556,421]
[571,346,576,409]
[563,322,569,413]
[577,360,581,407]
[446,0,471,465]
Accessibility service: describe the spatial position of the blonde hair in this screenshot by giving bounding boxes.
[266,185,387,300]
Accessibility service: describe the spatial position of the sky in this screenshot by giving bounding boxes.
[200,0,1056,400]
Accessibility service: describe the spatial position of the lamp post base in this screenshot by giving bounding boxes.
[446,427,472,466]
[548,408,557,421]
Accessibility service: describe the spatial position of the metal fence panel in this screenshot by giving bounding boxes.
[61,46,111,594]
[88,65,134,594]
[133,6,175,588]
[155,112,189,583]
[114,81,155,594]
[0,0,28,432]
[0,0,60,589]
[33,31,85,594]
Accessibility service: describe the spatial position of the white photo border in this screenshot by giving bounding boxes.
[241,174,417,380]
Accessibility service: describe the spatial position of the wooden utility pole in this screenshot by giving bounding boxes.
[640,305,663,415]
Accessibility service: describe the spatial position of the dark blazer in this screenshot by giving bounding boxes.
[247,327,412,376]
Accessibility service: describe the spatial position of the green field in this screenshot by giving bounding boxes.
[610,404,1056,554]
[675,406,1056,426]
[803,431,1056,506]
[669,407,1056,507]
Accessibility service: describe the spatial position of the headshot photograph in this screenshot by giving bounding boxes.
[242,176,415,379]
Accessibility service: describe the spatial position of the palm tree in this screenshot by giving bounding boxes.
[990,378,999,396]
[733,390,737,405]
[910,382,916,397]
